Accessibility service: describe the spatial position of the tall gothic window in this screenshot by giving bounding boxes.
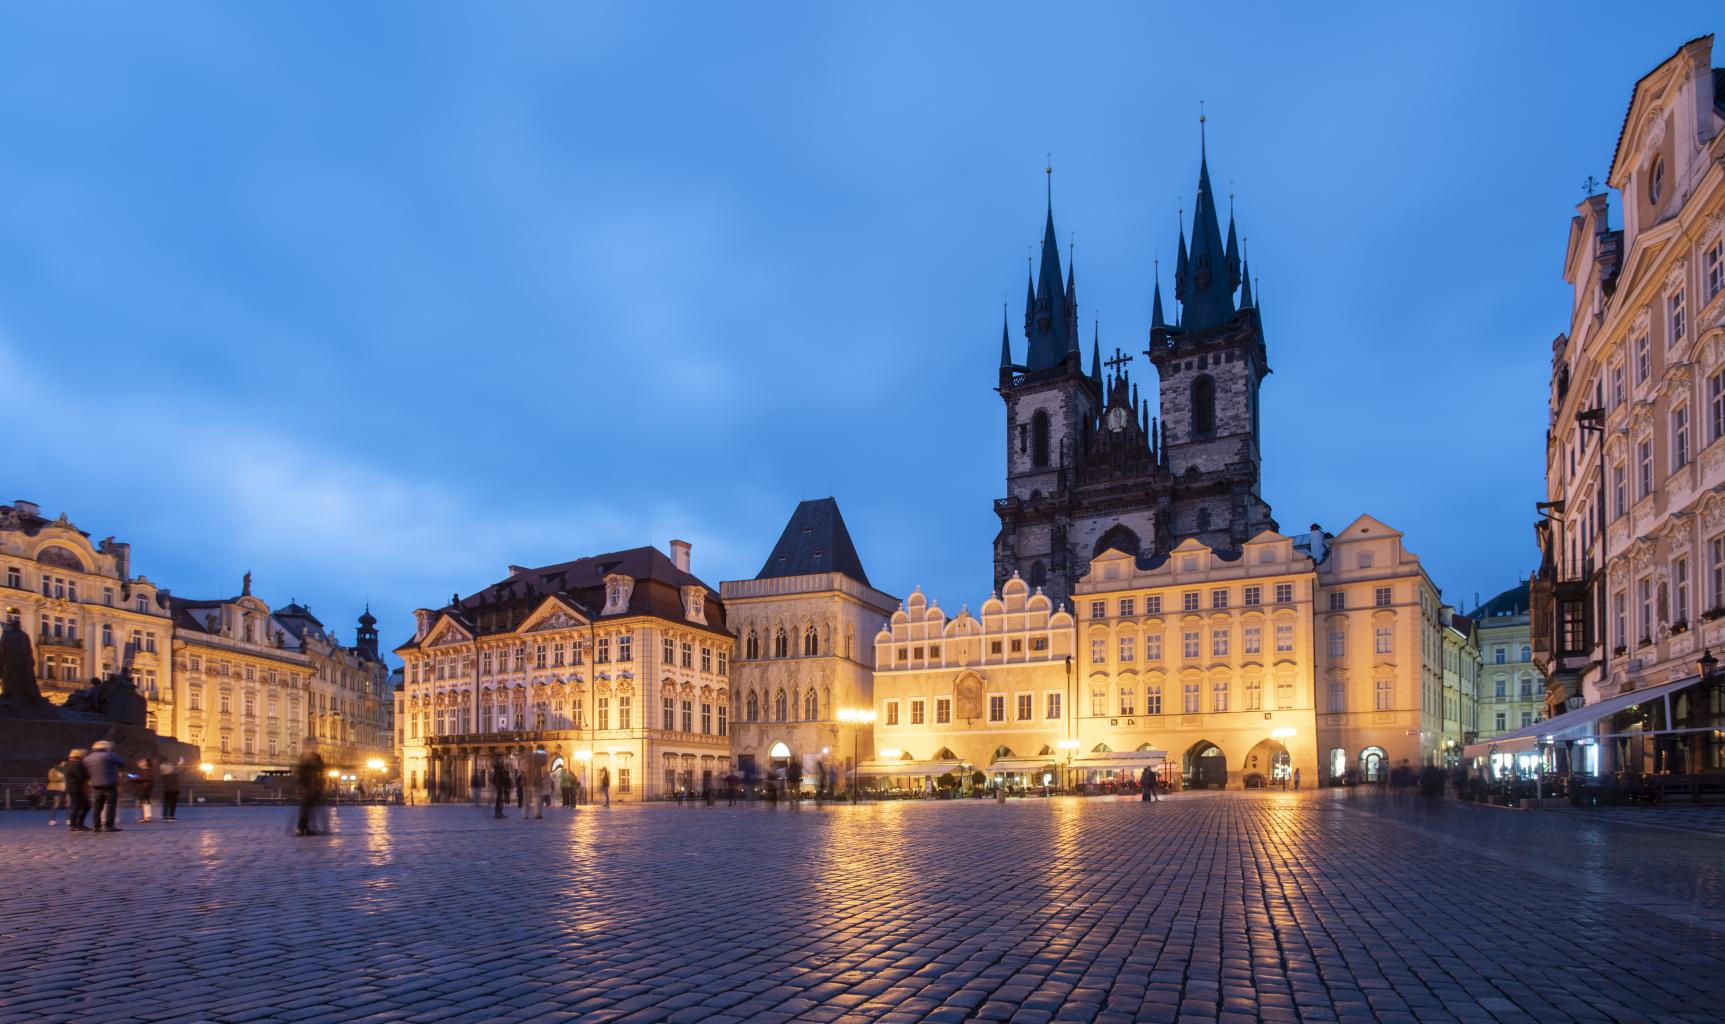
[804,689,818,720]
[803,626,818,657]
[745,630,759,660]
[773,690,787,722]
[773,628,788,658]
[1029,560,1047,591]
[1031,410,1051,468]
[1191,375,1216,435]
[746,691,759,721]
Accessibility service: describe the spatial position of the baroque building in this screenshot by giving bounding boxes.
[396,542,733,802]
[171,576,391,780]
[721,499,897,787]
[1527,35,1725,777]
[0,500,176,735]
[994,143,1274,608]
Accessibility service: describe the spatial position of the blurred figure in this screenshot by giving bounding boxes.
[526,750,545,820]
[132,758,155,823]
[599,767,610,808]
[85,740,123,833]
[295,738,326,836]
[160,759,182,821]
[513,764,525,812]
[1292,767,1302,791]
[490,754,509,819]
[64,750,91,831]
[1140,766,1159,803]
[45,757,68,827]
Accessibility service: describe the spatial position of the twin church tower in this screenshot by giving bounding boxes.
[994,136,1276,605]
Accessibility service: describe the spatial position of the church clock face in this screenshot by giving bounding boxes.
[1106,406,1129,432]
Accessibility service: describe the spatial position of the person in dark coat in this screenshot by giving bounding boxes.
[1140,766,1159,802]
[491,754,509,819]
[295,738,326,836]
[85,741,123,832]
[132,758,155,823]
[64,749,91,832]
[160,759,182,821]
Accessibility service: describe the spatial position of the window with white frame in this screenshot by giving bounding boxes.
[1118,635,1135,662]
[1089,600,1106,619]
[1711,537,1725,612]
[1145,684,1162,715]
[1145,633,1162,661]
[1613,591,1627,648]
[1016,693,1032,720]
[1146,595,1162,614]
[1275,623,1294,653]
[1211,680,1229,713]
[1673,404,1691,470]
[1328,628,1346,658]
[1612,363,1625,408]
[1243,625,1261,655]
[1613,463,1627,519]
[1274,583,1293,604]
[1243,586,1261,607]
[1638,578,1653,642]
[1118,685,1136,716]
[1182,681,1200,714]
[1638,438,1654,497]
[1635,334,1651,383]
[935,697,951,724]
[1328,592,1346,611]
[1375,678,1392,711]
[1045,692,1061,719]
[910,698,925,725]
[1670,289,1687,346]
[1712,371,1725,447]
[988,694,1005,722]
[1182,631,1200,659]
[1244,678,1261,711]
[1374,626,1392,655]
[1211,629,1229,657]
[885,700,899,726]
[1275,677,1295,709]
[1211,589,1229,609]
[1327,681,1346,713]
[1707,238,1724,301]
[1090,637,1106,665]
[1182,591,1199,612]
[1375,586,1392,607]
[1118,597,1135,617]
[1089,686,1106,716]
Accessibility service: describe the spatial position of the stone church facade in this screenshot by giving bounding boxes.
[995,146,1276,608]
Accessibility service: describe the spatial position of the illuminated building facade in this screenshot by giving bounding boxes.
[722,499,897,789]
[1470,584,1546,740]
[0,500,177,735]
[396,542,733,802]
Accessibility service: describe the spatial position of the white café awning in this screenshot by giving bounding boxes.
[1460,674,1702,760]
[857,760,963,778]
[989,758,1056,773]
[1072,750,1168,770]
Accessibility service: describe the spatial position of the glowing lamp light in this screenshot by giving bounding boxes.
[326,768,341,778]
[879,748,902,760]
[1057,739,1081,750]
[574,750,592,762]
[199,763,214,775]
[366,758,386,771]
[1270,728,1297,739]
[837,708,877,724]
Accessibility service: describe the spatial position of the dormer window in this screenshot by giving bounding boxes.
[1648,156,1665,206]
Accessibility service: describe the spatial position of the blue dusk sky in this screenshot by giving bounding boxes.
[0,5,1715,653]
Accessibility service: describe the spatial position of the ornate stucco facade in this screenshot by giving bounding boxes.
[1533,36,1725,725]
[0,500,177,735]
[171,579,391,780]
[871,575,1076,783]
[722,499,897,787]
[396,542,733,802]
[1073,515,1453,787]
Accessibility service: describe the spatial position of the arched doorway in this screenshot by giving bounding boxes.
[1359,746,1386,783]
[768,741,792,774]
[1327,748,1347,784]
[1243,738,1290,788]
[1184,741,1227,789]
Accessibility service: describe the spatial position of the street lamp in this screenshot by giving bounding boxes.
[1058,738,1080,792]
[836,707,876,802]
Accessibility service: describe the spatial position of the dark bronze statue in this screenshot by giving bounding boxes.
[0,619,56,716]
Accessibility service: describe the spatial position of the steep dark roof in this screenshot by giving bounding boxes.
[1471,582,1530,619]
[756,498,871,586]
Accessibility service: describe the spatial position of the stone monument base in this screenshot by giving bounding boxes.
[0,718,199,779]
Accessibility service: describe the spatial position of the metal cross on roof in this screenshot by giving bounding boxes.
[1104,347,1132,374]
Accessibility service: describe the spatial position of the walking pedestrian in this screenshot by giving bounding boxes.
[65,749,91,832]
[132,758,155,823]
[85,740,123,833]
[490,754,509,819]
[1292,767,1301,791]
[1140,766,1159,802]
[599,767,610,808]
[160,759,182,821]
[45,757,68,827]
[513,765,525,812]
[295,738,326,836]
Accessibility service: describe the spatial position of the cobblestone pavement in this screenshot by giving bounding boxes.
[2,790,1723,1024]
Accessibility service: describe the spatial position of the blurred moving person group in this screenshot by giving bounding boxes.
[43,741,184,832]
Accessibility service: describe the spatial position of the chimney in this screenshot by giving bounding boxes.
[1307,524,1327,564]
[670,539,692,573]
[14,500,38,517]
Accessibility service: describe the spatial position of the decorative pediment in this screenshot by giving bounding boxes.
[1701,489,1725,534]
[517,595,589,635]
[1631,306,1652,337]
[424,617,473,648]
[1628,539,1656,575]
[1642,107,1667,151]
[1664,257,1688,295]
